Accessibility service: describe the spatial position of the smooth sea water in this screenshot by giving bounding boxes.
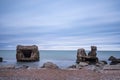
[0,50,120,68]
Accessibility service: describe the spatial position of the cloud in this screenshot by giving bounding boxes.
[0,0,120,50]
[1,0,119,28]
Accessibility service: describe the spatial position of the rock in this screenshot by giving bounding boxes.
[108,56,116,61]
[75,62,89,69]
[95,61,108,70]
[0,65,15,69]
[76,64,82,69]
[79,62,89,67]
[103,65,120,70]
[76,48,87,64]
[16,45,39,62]
[84,65,96,71]
[110,60,120,65]
[84,65,103,72]
[108,56,120,65]
[22,65,29,69]
[0,57,3,62]
[17,65,29,69]
[41,62,59,69]
[99,60,108,65]
[68,65,76,68]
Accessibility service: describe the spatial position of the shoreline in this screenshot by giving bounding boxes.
[0,64,120,80]
[0,58,120,80]
[0,49,120,80]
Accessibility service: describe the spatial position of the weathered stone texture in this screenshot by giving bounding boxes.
[16,45,39,62]
[76,46,99,64]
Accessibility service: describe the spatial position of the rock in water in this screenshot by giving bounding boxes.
[108,56,120,65]
[108,56,117,61]
[0,57,3,62]
[16,45,39,62]
[41,62,59,69]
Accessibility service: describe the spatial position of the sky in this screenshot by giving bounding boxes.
[0,0,120,50]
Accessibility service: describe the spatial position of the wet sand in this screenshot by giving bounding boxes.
[0,68,120,80]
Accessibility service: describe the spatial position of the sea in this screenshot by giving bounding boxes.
[0,50,120,68]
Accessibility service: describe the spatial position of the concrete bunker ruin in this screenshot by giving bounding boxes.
[16,45,39,62]
[76,46,98,64]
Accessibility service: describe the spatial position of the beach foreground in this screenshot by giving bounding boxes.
[0,68,120,80]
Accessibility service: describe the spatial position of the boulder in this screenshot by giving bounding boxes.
[0,57,3,62]
[16,45,39,62]
[108,56,117,61]
[108,56,120,65]
[41,62,59,69]
[68,65,76,68]
[0,65,15,69]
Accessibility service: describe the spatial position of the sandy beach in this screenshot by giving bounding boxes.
[0,67,120,80]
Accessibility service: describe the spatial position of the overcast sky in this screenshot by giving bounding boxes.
[0,0,120,50]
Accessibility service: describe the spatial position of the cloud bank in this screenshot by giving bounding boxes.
[0,0,120,50]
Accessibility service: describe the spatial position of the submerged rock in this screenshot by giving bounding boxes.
[41,62,59,69]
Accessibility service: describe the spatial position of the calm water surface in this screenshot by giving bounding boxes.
[0,50,120,68]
